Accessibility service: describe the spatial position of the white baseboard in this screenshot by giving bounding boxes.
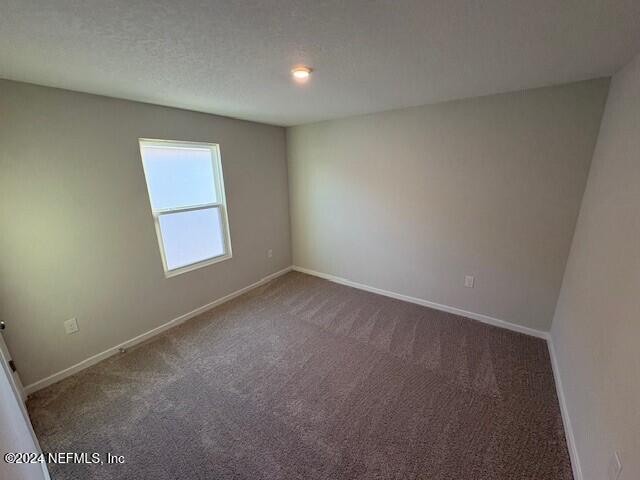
[547,335,583,480]
[292,266,548,339]
[24,267,293,395]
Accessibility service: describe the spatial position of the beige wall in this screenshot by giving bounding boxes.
[551,55,640,479]
[288,80,609,331]
[0,80,291,386]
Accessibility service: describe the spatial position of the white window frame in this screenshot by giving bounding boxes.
[138,138,232,278]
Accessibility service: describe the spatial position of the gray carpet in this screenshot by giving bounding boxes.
[27,271,573,479]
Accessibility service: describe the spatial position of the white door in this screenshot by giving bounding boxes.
[0,321,50,480]
[0,321,26,402]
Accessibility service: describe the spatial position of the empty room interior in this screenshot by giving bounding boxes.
[1,2,639,480]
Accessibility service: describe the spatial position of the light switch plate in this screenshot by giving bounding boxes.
[64,317,79,335]
[464,275,475,288]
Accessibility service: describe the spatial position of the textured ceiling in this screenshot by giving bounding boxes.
[1,0,639,126]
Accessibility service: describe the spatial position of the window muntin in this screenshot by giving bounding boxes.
[139,139,231,276]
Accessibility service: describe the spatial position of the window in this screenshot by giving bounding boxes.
[139,139,232,277]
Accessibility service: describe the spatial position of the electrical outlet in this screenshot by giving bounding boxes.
[608,452,622,480]
[464,275,475,288]
[64,317,79,335]
[267,249,273,258]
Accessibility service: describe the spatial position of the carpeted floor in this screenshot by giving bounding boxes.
[27,271,573,480]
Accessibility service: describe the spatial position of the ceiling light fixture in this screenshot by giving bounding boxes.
[291,66,312,82]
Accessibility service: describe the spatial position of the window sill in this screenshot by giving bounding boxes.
[164,253,232,278]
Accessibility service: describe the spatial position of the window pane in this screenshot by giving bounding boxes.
[158,207,226,270]
[142,145,218,210]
